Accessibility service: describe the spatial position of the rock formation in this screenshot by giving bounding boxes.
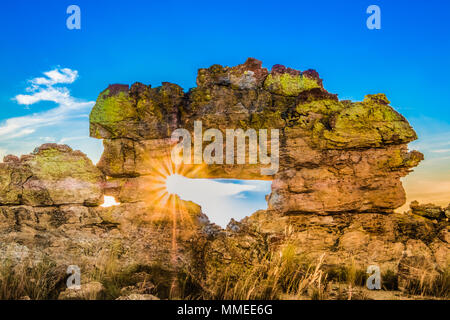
[0,58,448,299]
[0,144,108,275]
[90,58,423,215]
[0,144,206,289]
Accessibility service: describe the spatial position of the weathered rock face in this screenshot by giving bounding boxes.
[0,144,104,206]
[198,208,449,293]
[90,58,423,214]
[410,200,448,220]
[0,144,109,274]
[0,144,208,292]
[86,58,447,297]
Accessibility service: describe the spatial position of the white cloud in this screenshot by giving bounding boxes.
[166,174,271,228]
[29,68,78,87]
[58,136,90,144]
[7,128,36,139]
[14,68,78,106]
[0,67,103,163]
[39,137,56,142]
[167,174,257,198]
[15,87,71,105]
[431,148,450,153]
[0,99,93,138]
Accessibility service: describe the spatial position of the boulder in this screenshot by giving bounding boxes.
[0,144,104,207]
[58,281,104,300]
[410,201,444,220]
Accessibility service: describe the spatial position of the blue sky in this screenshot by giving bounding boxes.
[0,0,449,224]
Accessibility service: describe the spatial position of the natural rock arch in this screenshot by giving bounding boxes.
[90,58,423,215]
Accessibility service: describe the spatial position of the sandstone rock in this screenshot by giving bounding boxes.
[90,82,183,140]
[430,240,450,271]
[91,200,208,271]
[197,208,448,293]
[393,212,438,243]
[58,281,104,300]
[98,138,176,178]
[90,58,422,215]
[0,159,32,205]
[338,230,370,254]
[410,201,444,219]
[1,58,446,300]
[0,144,104,207]
[0,242,44,264]
[120,280,155,295]
[197,57,269,90]
[438,226,450,244]
[264,64,322,96]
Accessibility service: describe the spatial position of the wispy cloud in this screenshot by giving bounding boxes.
[31,68,78,86]
[14,68,78,106]
[167,175,257,200]
[431,148,450,154]
[166,175,271,227]
[0,68,103,163]
[0,67,91,139]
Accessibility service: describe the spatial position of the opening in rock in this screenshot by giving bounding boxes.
[165,174,272,228]
[100,195,120,208]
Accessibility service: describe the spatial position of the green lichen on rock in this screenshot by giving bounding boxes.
[310,94,417,149]
[296,98,345,116]
[247,110,285,130]
[21,144,105,206]
[264,72,322,96]
[0,159,31,205]
[0,144,105,207]
[90,82,184,139]
[186,87,212,118]
[90,86,138,139]
[286,97,345,132]
[28,145,103,183]
[196,64,230,87]
[377,149,424,170]
[90,90,135,123]
[0,166,17,204]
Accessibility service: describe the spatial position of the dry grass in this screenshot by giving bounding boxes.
[0,258,64,300]
[87,248,194,300]
[403,267,450,298]
[0,238,447,300]
[203,244,329,300]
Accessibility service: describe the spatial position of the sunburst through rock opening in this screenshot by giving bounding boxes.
[165,174,272,228]
[100,195,120,207]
